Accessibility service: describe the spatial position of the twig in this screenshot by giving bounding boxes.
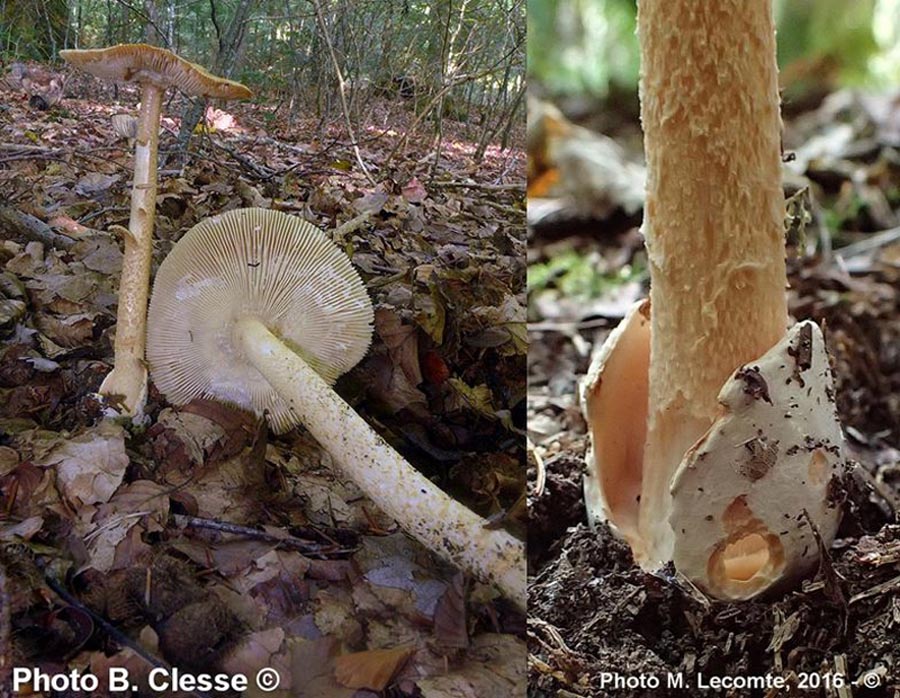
[171,514,357,557]
[0,150,66,165]
[848,573,900,605]
[528,318,612,333]
[431,181,522,191]
[333,212,372,239]
[310,0,376,185]
[79,206,130,225]
[527,437,546,497]
[477,199,522,217]
[0,207,77,250]
[833,226,900,262]
[41,576,210,698]
[204,138,275,179]
[0,144,52,152]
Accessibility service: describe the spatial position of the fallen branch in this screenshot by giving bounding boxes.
[0,207,77,250]
[172,514,357,558]
[431,181,523,191]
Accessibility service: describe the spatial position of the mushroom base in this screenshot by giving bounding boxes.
[98,360,148,421]
[581,302,847,600]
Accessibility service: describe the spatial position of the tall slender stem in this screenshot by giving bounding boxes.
[100,83,163,416]
[637,0,788,564]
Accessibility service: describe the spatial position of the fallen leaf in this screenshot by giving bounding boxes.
[40,421,128,507]
[402,177,427,203]
[333,645,415,691]
[447,378,496,420]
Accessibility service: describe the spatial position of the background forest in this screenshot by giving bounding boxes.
[529,0,900,100]
[3,0,525,156]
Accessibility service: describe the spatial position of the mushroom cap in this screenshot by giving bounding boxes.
[111,113,138,140]
[60,44,252,100]
[146,208,374,433]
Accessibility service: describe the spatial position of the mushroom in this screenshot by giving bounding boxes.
[111,114,138,142]
[60,44,252,418]
[580,1,847,599]
[145,208,526,609]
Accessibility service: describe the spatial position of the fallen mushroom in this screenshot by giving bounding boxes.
[145,208,526,609]
[60,44,252,418]
[111,114,138,142]
[580,1,847,599]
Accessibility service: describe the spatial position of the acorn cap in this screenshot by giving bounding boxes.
[146,208,374,433]
[60,44,252,99]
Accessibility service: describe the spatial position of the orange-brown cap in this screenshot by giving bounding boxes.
[60,44,252,99]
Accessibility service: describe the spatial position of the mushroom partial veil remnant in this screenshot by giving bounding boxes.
[60,44,252,419]
[580,0,847,600]
[146,208,526,609]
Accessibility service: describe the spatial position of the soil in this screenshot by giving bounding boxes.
[528,263,900,698]
[529,452,899,697]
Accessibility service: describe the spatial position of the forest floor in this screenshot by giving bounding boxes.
[0,66,526,697]
[527,90,900,697]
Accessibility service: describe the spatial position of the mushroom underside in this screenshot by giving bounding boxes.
[146,208,526,608]
[582,302,846,599]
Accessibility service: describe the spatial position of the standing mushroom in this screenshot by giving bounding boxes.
[60,44,252,418]
[581,1,847,599]
[145,208,526,609]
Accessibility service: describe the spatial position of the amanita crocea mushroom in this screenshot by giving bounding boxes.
[146,208,525,608]
[581,1,847,600]
[60,44,251,418]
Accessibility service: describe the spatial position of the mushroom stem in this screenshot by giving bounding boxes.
[233,316,526,609]
[99,82,163,417]
[637,0,788,565]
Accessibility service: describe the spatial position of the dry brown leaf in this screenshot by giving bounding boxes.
[87,480,171,571]
[416,634,526,696]
[402,177,427,203]
[34,312,96,348]
[433,573,469,650]
[0,516,44,541]
[333,645,415,691]
[40,421,128,507]
[289,636,356,698]
[220,627,289,690]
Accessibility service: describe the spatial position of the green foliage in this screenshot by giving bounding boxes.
[776,0,879,84]
[53,0,524,134]
[528,249,643,299]
[532,0,898,99]
[0,0,67,59]
[528,0,638,98]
